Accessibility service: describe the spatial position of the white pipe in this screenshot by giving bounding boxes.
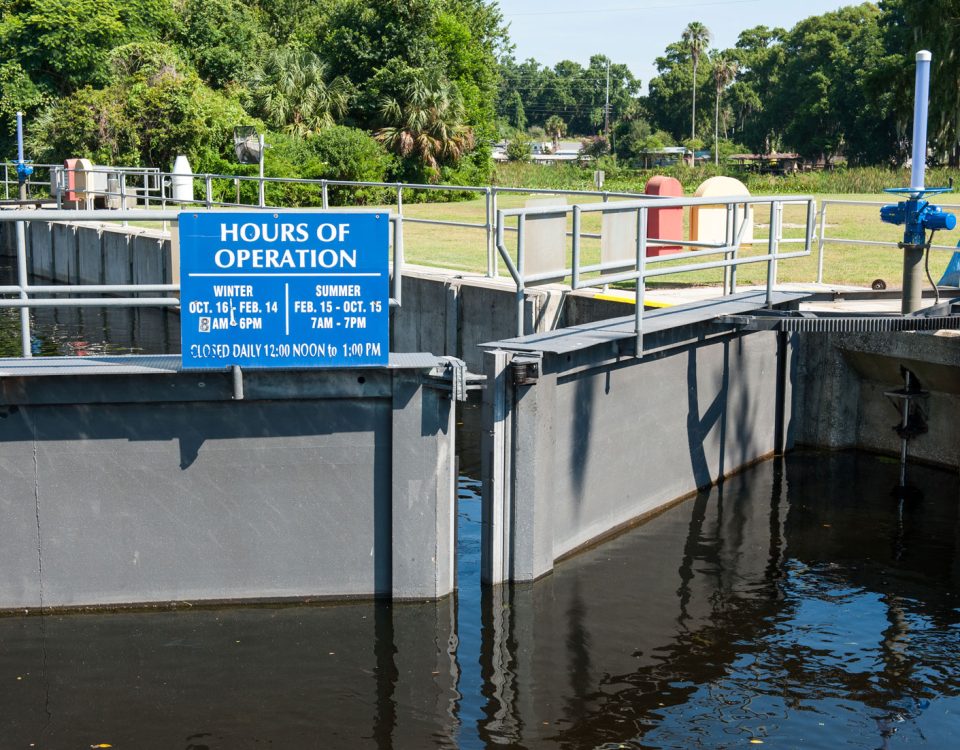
[910,50,932,193]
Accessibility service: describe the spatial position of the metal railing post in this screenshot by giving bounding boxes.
[205,175,213,207]
[516,214,526,336]
[392,214,404,306]
[55,167,63,209]
[492,189,500,277]
[143,172,149,209]
[636,207,648,358]
[161,178,169,233]
[729,203,739,294]
[571,205,582,287]
[806,198,816,257]
[258,176,265,208]
[120,176,128,226]
[4,164,9,200]
[396,184,403,215]
[15,219,31,356]
[321,179,329,209]
[723,203,734,293]
[765,201,778,306]
[816,201,828,284]
[485,187,494,277]
[773,201,783,287]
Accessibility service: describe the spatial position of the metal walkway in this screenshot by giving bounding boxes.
[484,290,811,355]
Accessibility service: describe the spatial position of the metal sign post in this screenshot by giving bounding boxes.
[179,211,390,369]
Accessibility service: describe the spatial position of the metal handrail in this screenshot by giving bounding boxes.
[7,164,658,278]
[496,194,816,354]
[816,198,960,283]
[0,209,405,358]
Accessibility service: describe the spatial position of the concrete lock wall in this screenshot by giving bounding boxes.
[482,328,792,583]
[2,220,174,286]
[794,330,960,469]
[0,357,456,610]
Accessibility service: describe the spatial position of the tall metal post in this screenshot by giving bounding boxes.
[903,51,932,314]
[16,111,27,203]
[258,134,266,207]
[14,111,31,356]
[910,52,931,194]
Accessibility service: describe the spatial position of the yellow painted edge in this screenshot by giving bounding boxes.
[594,293,672,308]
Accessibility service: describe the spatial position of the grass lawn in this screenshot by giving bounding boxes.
[392,191,960,289]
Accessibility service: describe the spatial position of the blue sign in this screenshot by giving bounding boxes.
[179,211,390,369]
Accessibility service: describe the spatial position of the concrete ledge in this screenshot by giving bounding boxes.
[796,330,960,469]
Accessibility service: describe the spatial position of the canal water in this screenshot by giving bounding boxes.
[0,263,959,748]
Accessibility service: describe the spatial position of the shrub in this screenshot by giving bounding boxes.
[310,125,394,204]
[506,132,531,162]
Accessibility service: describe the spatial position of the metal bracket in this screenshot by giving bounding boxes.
[426,357,483,401]
[511,355,541,386]
[231,364,244,400]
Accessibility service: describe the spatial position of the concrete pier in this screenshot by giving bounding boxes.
[481,291,805,584]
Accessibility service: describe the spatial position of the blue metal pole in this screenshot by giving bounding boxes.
[910,51,931,193]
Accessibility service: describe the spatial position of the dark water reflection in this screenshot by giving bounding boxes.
[0,256,180,357]
[0,426,957,748]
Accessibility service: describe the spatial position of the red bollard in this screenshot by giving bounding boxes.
[644,176,683,256]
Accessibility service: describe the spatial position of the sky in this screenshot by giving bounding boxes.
[496,0,861,93]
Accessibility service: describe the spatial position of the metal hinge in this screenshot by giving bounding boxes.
[511,355,541,386]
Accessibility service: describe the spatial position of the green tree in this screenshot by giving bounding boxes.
[0,62,48,153]
[647,41,712,144]
[498,54,640,135]
[712,53,738,164]
[728,25,786,154]
[772,4,888,163]
[0,0,178,95]
[28,43,250,170]
[682,21,712,141]
[251,47,350,137]
[878,0,960,165]
[509,90,526,131]
[375,69,475,181]
[176,0,272,89]
[4,0,125,93]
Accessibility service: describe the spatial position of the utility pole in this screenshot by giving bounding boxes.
[604,60,611,140]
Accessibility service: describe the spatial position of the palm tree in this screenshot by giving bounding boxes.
[252,46,350,137]
[682,21,712,142]
[713,54,738,165]
[375,71,475,182]
[545,115,567,151]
